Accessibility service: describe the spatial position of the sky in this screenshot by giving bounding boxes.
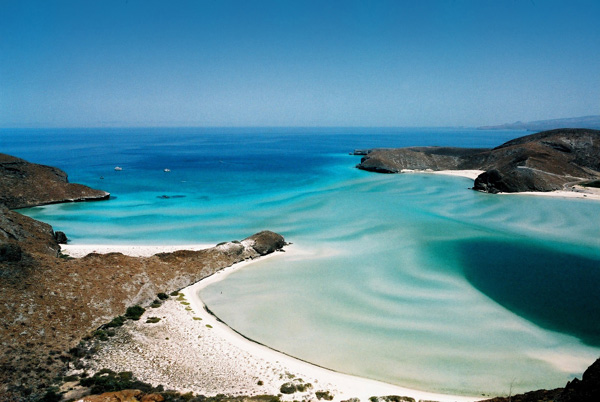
[1,0,599,128]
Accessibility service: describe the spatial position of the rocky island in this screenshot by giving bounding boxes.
[357,128,600,194]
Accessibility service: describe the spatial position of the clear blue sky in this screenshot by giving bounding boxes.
[1,0,599,128]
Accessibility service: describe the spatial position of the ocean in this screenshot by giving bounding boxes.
[3,127,599,396]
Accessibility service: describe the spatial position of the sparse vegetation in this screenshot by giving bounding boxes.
[581,180,600,188]
[146,317,161,324]
[369,396,415,402]
[205,324,213,328]
[150,299,162,308]
[58,252,74,260]
[105,315,126,328]
[316,390,334,400]
[193,317,202,321]
[125,305,146,320]
[279,380,312,394]
[279,382,296,394]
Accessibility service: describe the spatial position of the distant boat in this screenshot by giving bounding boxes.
[114,166,122,171]
[164,168,171,172]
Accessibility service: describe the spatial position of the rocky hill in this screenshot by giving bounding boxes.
[357,128,600,193]
[0,153,110,209]
[0,154,286,401]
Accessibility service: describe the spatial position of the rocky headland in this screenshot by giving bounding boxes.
[0,154,110,209]
[0,154,285,401]
[356,128,600,194]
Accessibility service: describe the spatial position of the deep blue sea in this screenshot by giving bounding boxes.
[2,127,599,396]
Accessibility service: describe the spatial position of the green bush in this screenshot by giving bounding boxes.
[158,292,169,300]
[79,370,154,395]
[125,305,146,320]
[279,382,296,394]
[146,317,161,324]
[105,315,126,328]
[316,391,334,400]
[170,290,180,296]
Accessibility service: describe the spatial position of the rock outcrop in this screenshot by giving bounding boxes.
[78,389,164,402]
[478,357,600,402]
[0,153,110,209]
[357,129,600,194]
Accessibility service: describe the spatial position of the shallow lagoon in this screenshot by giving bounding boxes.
[7,127,600,396]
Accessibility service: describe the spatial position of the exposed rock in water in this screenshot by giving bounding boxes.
[0,153,110,209]
[357,129,600,194]
[54,230,68,244]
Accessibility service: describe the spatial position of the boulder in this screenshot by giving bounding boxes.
[244,230,286,255]
[54,231,68,244]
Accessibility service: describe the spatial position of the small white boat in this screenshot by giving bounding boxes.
[114,166,123,171]
[164,168,171,172]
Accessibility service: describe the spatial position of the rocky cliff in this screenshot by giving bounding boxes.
[357,128,600,193]
[0,153,110,209]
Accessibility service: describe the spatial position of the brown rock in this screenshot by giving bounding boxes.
[140,394,165,402]
[78,389,142,402]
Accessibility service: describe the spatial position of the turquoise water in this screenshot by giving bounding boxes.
[3,127,599,396]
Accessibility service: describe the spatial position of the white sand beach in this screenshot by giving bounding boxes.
[61,243,213,258]
[399,169,600,200]
[69,243,478,402]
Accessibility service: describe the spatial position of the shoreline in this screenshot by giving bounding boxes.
[61,243,213,258]
[182,245,477,402]
[70,242,478,402]
[401,169,600,200]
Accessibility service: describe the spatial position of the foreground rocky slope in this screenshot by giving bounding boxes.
[357,128,600,193]
[0,153,110,209]
[0,208,285,400]
[0,153,286,401]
